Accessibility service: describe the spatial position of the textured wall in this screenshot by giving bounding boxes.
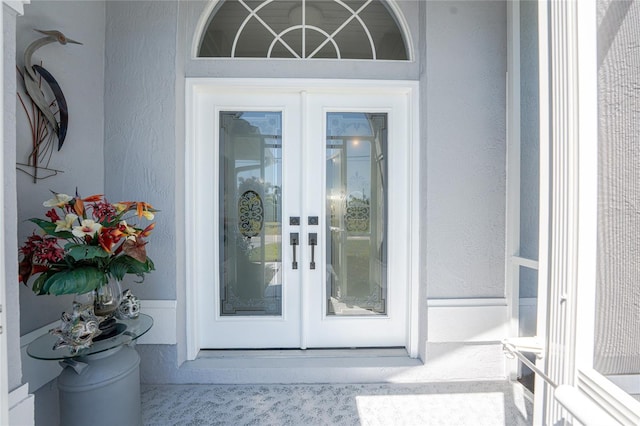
[15,1,106,335]
[104,1,178,300]
[425,1,506,298]
[595,0,640,375]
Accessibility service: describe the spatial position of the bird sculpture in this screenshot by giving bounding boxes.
[23,29,82,151]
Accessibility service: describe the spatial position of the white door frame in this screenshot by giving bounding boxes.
[185,78,420,360]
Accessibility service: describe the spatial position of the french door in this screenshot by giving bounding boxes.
[191,81,415,349]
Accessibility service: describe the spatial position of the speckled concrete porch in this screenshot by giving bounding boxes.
[141,381,533,426]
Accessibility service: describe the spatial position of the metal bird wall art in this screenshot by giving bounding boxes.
[17,29,81,182]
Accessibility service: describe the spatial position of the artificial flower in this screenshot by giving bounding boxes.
[18,191,158,296]
[45,209,61,222]
[123,237,148,263]
[55,213,78,232]
[72,219,102,238]
[43,193,72,208]
[136,202,155,220]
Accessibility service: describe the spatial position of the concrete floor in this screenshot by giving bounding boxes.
[141,381,533,426]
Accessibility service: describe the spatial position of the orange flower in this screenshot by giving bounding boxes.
[98,227,121,253]
[136,202,155,220]
[73,198,85,217]
[82,194,103,202]
[139,223,156,238]
[113,201,134,213]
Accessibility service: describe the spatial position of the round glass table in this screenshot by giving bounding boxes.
[27,313,153,360]
[27,314,153,426]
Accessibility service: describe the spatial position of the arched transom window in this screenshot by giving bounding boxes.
[198,0,409,60]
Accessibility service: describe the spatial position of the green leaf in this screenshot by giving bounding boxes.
[41,267,105,295]
[108,255,154,281]
[32,271,53,295]
[28,218,74,239]
[65,244,110,262]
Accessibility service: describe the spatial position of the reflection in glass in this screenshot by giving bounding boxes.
[219,111,282,316]
[326,113,387,316]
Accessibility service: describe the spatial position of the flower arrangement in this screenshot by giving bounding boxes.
[18,191,157,296]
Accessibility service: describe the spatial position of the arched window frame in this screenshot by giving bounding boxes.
[191,0,415,61]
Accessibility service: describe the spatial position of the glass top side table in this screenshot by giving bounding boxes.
[27,313,153,360]
[27,314,153,426]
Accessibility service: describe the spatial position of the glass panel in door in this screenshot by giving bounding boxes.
[219,111,282,316]
[305,93,409,349]
[326,112,387,316]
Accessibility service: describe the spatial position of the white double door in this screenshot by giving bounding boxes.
[196,82,414,349]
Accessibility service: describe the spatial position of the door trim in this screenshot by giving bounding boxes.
[185,78,420,360]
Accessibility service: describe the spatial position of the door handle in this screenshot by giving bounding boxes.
[290,233,299,269]
[309,233,317,270]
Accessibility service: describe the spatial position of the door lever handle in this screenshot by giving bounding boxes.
[309,233,317,270]
[290,233,299,269]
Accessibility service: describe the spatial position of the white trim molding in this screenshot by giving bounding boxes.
[137,300,177,345]
[8,384,33,426]
[427,298,508,343]
[576,369,640,425]
[3,0,29,15]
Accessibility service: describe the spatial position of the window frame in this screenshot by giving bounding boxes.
[191,0,415,62]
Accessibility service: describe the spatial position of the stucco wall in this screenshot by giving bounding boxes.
[425,1,506,299]
[104,0,177,301]
[595,0,640,375]
[15,0,106,335]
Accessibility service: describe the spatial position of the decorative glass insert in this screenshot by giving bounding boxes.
[238,190,264,238]
[198,0,408,60]
[326,112,387,316]
[219,111,283,316]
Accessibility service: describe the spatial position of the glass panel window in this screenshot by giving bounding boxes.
[198,0,408,60]
[219,111,283,316]
[326,112,387,316]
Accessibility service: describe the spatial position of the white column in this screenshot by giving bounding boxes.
[541,0,598,424]
[3,2,33,425]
